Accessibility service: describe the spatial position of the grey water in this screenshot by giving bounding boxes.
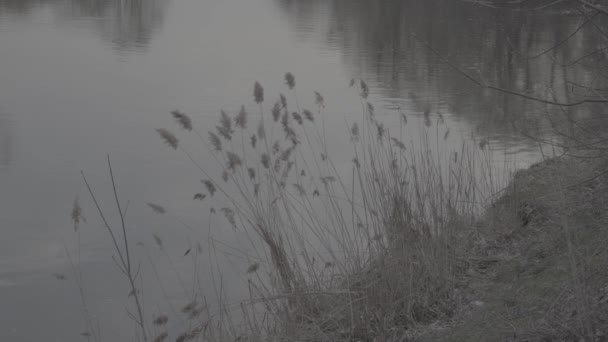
[0,0,605,340]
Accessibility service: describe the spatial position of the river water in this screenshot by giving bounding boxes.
[0,0,605,340]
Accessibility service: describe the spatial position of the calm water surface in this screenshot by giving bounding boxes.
[0,0,605,340]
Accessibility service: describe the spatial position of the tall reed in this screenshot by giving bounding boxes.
[153,74,506,341]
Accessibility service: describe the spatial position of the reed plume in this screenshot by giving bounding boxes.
[235,105,248,129]
[261,153,270,169]
[303,109,314,122]
[285,72,295,90]
[226,151,242,170]
[146,202,166,214]
[156,128,178,150]
[221,207,236,228]
[71,197,83,232]
[314,91,325,108]
[217,110,233,140]
[209,132,222,151]
[152,332,168,342]
[254,81,264,104]
[152,314,168,326]
[292,111,303,125]
[247,262,260,274]
[367,102,374,116]
[201,180,216,196]
[272,101,281,122]
[360,79,369,99]
[257,120,265,140]
[171,110,192,131]
[391,137,406,150]
[351,122,359,142]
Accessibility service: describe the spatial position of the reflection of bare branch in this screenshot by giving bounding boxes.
[578,0,608,17]
[413,33,608,107]
[527,11,598,60]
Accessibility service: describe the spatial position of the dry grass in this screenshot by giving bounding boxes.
[148,74,508,341]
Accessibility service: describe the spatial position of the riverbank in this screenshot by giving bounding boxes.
[411,152,608,341]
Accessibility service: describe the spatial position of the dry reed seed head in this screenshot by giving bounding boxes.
[193,193,206,201]
[247,262,259,274]
[280,111,289,130]
[221,207,236,228]
[201,180,216,196]
[279,93,288,109]
[272,140,281,155]
[175,327,201,342]
[314,91,325,108]
[401,113,408,125]
[146,202,166,214]
[152,314,168,326]
[217,110,234,140]
[367,102,375,116]
[53,273,67,280]
[254,183,260,196]
[293,183,306,196]
[222,169,229,182]
[300,169,306,177]
[284,72,295,90]
[235,105,248,129]
[285,126,297,143]
[71,197,83,232]
[156,128,179,150]
[282,161,294,179]
[444,128,450,140]
[313,189,320,197]
[257,120,265,140]
[272,101,281,122]
[360,80,369,99]
[226,151,242,170]
[320,176,337,187]
[302,109,314,122]
[153,234,163,249]
[273,157,282,173]
[391,137,406,150]
[377,122,385,140]
[479,138,488,149]
[248,167,256,180]
[152,332,168,342]
[292,111,303,125]
[253,81,264,104]
[181,300,197,314]
[187,306,203,319]
[261,153,270,169]
[352,157,360,168]
[171,110,192,131]
[208,131,222,151]
[349,78,355,87]
[350,122,360,142]
[424,115,432,127]
[280,145,294,161]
